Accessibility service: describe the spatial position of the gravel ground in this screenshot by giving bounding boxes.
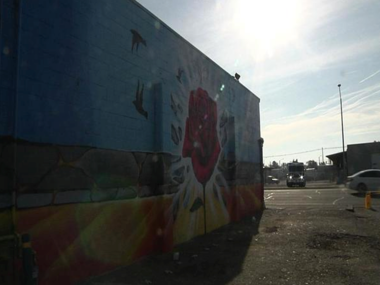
[80,206,380,285]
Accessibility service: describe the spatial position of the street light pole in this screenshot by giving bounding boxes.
[337,84,347,177]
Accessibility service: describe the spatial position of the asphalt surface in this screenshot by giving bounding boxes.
[265,182,380,209]
[81,182,380,285]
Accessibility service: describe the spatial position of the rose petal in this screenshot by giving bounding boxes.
[182,88,221,185]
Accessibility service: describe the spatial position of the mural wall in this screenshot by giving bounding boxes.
[0,0,262,284]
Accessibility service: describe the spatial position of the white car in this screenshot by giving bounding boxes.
[346,169,380,192]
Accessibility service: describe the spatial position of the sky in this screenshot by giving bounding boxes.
[137,0,380,166]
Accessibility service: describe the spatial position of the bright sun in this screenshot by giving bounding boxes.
[232,0,302,59]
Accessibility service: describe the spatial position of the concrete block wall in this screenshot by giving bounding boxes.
[0,1,262,284]
[0,0,18,136]
[6,0,261,157]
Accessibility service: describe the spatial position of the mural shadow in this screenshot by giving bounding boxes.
[80,210,264,285]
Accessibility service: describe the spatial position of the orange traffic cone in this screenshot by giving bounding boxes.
[365,192,372,209]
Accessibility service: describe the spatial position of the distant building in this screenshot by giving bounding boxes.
[327,141,380,175]
[347,142,380,174]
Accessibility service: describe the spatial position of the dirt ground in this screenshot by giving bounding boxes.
[81,206,380,285]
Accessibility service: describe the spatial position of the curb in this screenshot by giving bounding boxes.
[265,185,344,190]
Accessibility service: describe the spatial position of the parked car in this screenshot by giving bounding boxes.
[267,175,280,184]
[346,169,380,191]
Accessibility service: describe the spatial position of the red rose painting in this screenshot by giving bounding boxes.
[182,88,221,186]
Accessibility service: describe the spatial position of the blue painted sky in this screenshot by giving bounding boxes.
[138,0,380,165]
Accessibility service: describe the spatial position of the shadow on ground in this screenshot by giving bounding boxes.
[80,211,263,285]
[351,192,380,199]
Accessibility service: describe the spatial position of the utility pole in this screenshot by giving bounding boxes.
[337,84,347,177]
[321,147,324,164]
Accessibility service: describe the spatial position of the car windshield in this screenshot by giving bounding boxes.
[289,166,304,172]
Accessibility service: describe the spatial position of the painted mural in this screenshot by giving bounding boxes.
[0,0,262,284]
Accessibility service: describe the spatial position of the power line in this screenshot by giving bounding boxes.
[263,147,341,159]
[323,146,342,150]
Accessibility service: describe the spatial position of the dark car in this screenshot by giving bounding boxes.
[267,175,280,184]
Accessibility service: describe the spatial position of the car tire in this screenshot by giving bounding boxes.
[357,183,367,192]
[287,183,291,187]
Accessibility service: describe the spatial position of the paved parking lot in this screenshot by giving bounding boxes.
[81,183,380,285]
[265,182,380,210]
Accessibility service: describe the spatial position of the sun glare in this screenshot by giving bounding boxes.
[232,0,302,59]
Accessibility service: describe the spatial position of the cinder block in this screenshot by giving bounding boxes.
[76,149,139,187]
[54,190,91,204]
[17,193,53,208]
